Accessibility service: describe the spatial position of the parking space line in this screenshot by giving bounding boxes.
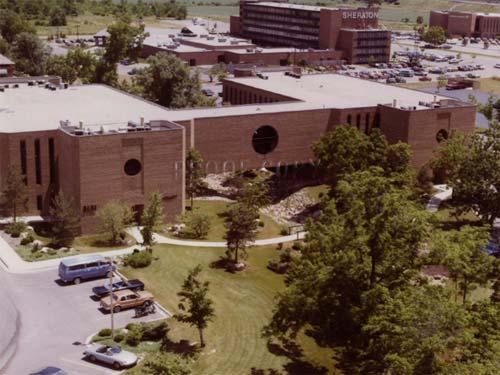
[60,357,117,374]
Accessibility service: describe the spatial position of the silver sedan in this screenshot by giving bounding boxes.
[83,344,138,369]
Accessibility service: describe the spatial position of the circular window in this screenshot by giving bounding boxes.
[436,129,449,143]
[252,126,279,155]
[124,159,142,176]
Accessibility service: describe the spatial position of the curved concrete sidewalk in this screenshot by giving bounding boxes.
[426,184,453,212]
[127,226,305,248]
[0,234,141,274]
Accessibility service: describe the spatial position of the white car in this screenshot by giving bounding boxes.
[83,344,138,369]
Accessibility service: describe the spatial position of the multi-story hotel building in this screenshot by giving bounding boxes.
[230,0,391,63]
[430,10,500,38]
[0,72,475,232]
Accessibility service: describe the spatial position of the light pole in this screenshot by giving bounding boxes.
[109,261,114,340]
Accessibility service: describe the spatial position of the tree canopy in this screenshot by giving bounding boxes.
[133,53,216,109]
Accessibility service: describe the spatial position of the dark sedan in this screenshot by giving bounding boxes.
[92,279,145,298]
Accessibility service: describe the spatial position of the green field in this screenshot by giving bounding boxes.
[121,244,337,375]
[34,0,500,36]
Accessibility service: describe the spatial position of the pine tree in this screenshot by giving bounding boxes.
[1,165,29,223]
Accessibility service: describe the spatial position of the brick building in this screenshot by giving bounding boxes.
[0,73,475,232]
[430,10,500,38]
[0,54,14,77]
[231,1,391,63]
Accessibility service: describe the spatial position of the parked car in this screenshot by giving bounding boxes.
[386,77,397,84]
[446,83,466,90]
[467,73,480,79]
[31,367,68,375]
[59,255,115,285]
[419,76,432,82]
[92,278,145,298]
[83,344,138,370]
[495,64,500,69]
[127,68,138,75]
[201,88,215,97]
[100,289,154,313]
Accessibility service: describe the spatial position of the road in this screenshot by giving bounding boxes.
[0,266,168,375]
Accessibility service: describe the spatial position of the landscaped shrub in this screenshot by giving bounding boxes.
[124,251,152,268]
[125,326,143,346]
[142,322,169,341]
[182,212,211,239]
[292,241,303,251]
[114,334,124,343]
[98,328,112,337]
[267,249,295,274]
[125,323,138,330]
[31,242,41,253]
[258,220,265,228]
[280,228,289,236]
[20,234,34,245]
[5,222,27,237]
[47,249,57,255]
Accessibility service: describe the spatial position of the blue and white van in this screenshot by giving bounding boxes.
[58,255,116,284]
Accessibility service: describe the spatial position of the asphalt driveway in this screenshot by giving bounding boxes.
[0,268,168,375]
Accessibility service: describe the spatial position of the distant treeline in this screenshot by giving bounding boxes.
[0,0,187,27]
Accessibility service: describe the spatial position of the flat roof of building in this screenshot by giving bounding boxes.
[0,73,471,134]
[0,84,177,133]
[222,72,453,110]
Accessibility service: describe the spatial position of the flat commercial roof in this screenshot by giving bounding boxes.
[0,84,175,133]
[252,2,327,11]
[223,72,452,110]
[0,73,470,134]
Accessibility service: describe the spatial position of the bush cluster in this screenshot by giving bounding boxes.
[124,321,169,346]
[124,251,152,268]
[5,222,27,238]
[98,328,112,337]
[20,233,34,245]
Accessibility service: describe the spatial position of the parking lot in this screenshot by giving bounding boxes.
[1,267,168,375]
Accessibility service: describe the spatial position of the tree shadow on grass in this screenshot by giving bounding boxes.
[161,337,199,359]
[251,339,328,375]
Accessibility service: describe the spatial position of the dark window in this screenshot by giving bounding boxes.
[69,264,85,271]
[436,129,449,143]
[124,159,142,176]
[48,138,55,183]
[252,126,279,155]
[374,113,381,128]
[356,114,361,130]
[34,139,41,185]
[87,262,99,268]
[189,59,196,66]
[36,195,42,210]
[347,115,352,125]
[365,113,370,134]
[20,140,27,184]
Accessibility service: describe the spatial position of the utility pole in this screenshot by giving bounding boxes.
[109,262,114,340]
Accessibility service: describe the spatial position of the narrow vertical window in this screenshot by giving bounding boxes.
[20,140,27,183]
[48,138,55,184]
[36,195,43,211]
[365,113,371,134]
[356,114,361,130]
[35,139,41,185]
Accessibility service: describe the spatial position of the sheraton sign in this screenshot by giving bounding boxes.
[342,11,378,20]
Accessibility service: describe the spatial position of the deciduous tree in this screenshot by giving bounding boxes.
[185,148,207,210]
[50,192,80,248]
[133,53,216,108]
[12,32,51,75]
[422,26,447,45]
[141,192,164,248]
[175,265,215,348]
[97,201,133,244]
[224,203,259,265]
[1,165,29,223]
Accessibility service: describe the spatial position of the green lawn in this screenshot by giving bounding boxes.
[163,200,284,242]
[121,244,336,375]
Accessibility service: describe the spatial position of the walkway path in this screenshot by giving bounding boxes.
[426,184,453,212]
